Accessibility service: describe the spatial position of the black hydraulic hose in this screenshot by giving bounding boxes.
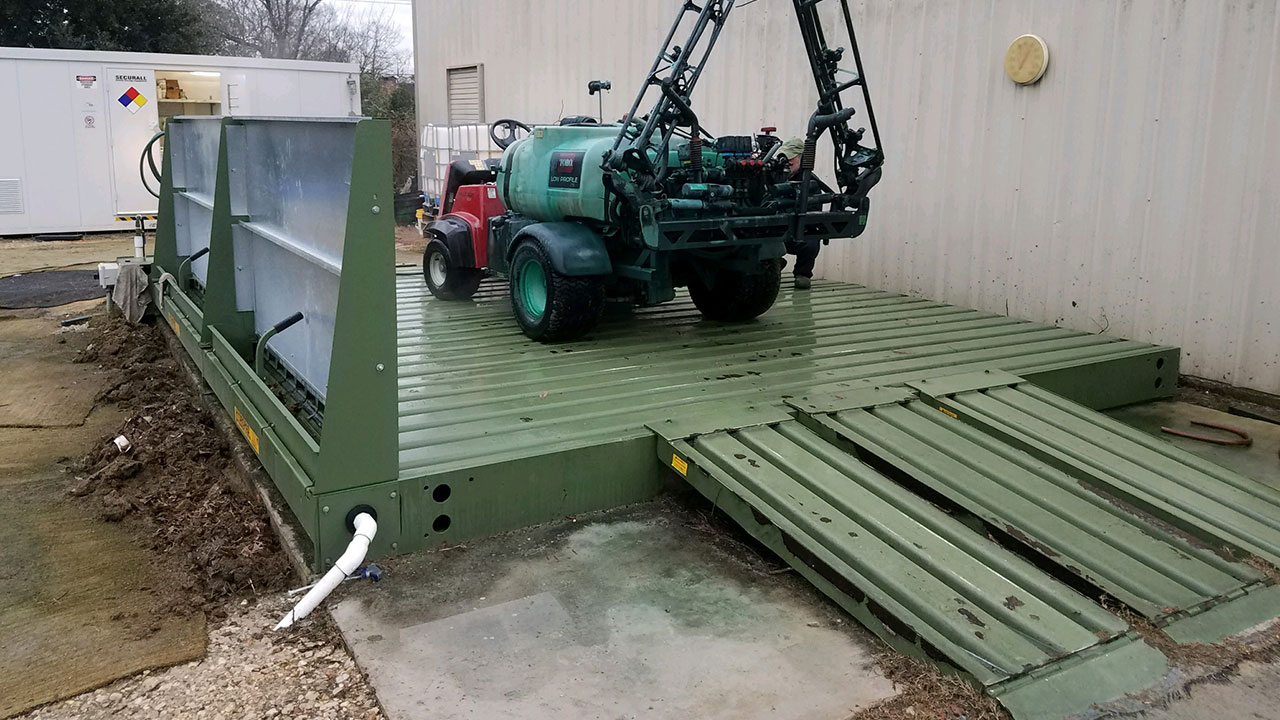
[808,108,856,136]
[140,131,165,199]
[255,312,305,379]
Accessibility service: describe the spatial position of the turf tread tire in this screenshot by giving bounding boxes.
[510,241,606,342]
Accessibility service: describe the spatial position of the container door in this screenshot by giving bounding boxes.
[69,65,115,230]
[105,67,161,216]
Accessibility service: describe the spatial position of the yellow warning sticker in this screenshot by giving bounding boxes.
[169,315,179,335]
[234,407,261,455]
[939,406,958,419]
[671,454,688,476]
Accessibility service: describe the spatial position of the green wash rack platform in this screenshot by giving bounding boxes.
[391,274,1178,553]
[147,119,1280,720]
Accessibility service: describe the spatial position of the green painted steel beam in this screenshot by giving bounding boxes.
[150,119,180,281]
[155,290,205,371]
[1018,346,1178,410]
[398,436,666,554]
[991,639,1170,720]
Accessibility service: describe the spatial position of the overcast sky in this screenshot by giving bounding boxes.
[326,0,415,72]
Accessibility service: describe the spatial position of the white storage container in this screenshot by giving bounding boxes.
[0,47,361,236]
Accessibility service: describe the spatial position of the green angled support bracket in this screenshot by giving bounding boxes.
[184,117,401,570]
[150,117,235,367]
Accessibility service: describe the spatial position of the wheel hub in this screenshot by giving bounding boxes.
[428,252,448,287]
[517,258,547,319]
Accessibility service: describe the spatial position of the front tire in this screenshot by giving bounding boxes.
[687,258,783,322]
[509,241,605,341]
[423,240,483,300]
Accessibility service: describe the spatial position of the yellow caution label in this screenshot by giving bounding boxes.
[169,315,179,335]
[671,454,688,476]
[234,407,261,455]
[939,406,958,419]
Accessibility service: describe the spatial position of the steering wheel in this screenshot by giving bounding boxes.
[489,119,532,150]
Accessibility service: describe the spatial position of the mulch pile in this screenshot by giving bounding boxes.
[70,315,292,613]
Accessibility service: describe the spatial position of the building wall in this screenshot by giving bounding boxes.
[414,0,1280,393]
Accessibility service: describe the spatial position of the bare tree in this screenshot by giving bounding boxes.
[210,0,417,190]
[214,0,341,60]
[332,8,409,76]
[212,0,407,73]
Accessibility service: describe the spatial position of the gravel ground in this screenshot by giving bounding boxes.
[22,593,384,720]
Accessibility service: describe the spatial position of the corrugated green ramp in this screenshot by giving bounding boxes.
[800,379,1267,623]
[925,379,1280,569]
[652,375,1280,718]
[651,405,1168,720]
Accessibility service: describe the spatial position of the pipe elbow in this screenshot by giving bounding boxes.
[273,511,377,631]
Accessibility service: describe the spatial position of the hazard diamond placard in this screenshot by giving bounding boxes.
[116,86,148,114]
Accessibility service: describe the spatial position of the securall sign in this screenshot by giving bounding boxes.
[114,73,149,114]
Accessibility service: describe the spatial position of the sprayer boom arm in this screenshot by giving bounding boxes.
[605,0,883,199]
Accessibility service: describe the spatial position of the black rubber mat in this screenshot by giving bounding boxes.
[0,270,102,308]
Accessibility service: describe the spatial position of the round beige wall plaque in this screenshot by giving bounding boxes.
[1005,34,1049,85]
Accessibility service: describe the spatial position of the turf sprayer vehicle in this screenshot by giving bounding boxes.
[422,0,884,341]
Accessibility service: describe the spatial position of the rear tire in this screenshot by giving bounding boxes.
[509,241,605,341]
[423,240,483,300]
[687,258,783,322]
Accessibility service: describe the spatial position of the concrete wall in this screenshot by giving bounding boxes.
[413,0,1280,394]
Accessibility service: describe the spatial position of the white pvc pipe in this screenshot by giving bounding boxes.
[274,512,377,631]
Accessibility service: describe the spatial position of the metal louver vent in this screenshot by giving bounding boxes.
[0,179,23,214]
[446,65,484,125]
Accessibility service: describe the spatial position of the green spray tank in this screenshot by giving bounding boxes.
[496,123,730,223]
[496,125,619,223]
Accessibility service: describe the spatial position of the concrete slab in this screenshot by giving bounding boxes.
[1108,400,1280,489]
[1137,661,1280,720]
[331,498,897,720]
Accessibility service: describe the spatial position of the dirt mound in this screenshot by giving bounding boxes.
[70,315,292,613]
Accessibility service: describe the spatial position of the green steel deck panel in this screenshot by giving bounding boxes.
[395,273,1177,480]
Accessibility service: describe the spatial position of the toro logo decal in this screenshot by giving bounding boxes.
[117,86,148,114]
[548,151,585,189]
